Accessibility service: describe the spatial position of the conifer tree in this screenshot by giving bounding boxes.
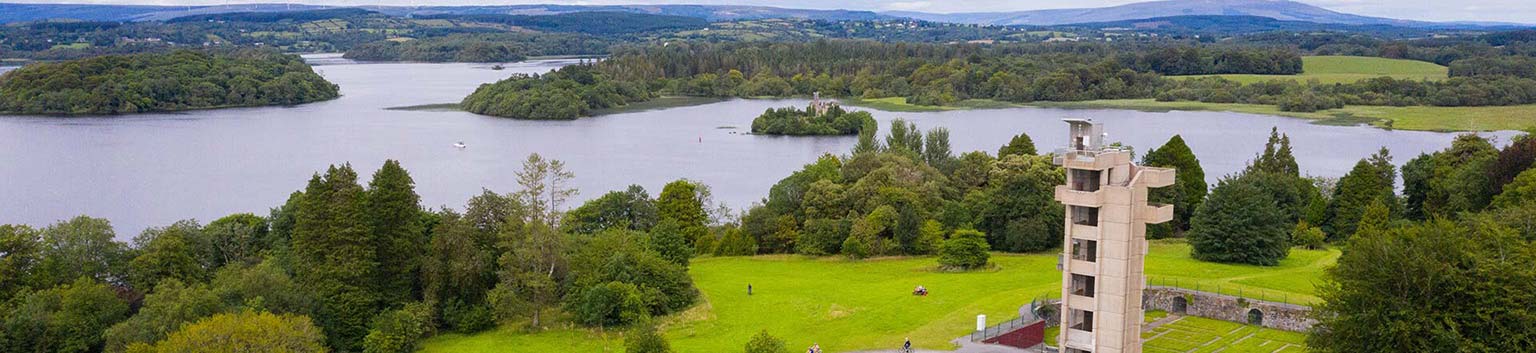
[852,119,882,155]
[365,160,425,308]
[885,119,923,156]
[1188,175,1290,266]
[997,132,1037,157]
[1141,135,1206,238]
[1248,127,1300,177]
[1324,149,1398,241]
[922,127,954,171]
[291,164,379,351]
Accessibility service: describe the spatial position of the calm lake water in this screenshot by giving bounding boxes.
[0,57,1517,237]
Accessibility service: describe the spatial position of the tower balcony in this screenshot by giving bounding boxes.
[1053,148,1132,171]
[1055,186,1105,207]
[1135,166,1176,188]
[1139,204,1174,224]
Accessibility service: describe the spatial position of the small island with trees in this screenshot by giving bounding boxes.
[0,48,339,115]
[750,94,875,136]
[460,64,652,120]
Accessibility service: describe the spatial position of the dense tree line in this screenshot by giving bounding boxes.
[0,49,338,115]
[343,33,614,63]
[1307,134,1536,351]
[750,103,874,136]
[1160,74,1536,112]
[1239,30,1536,66]
[0,154,707,353]
[416,12,708,36]
[461,64,653,120]
[462,40,1307,118]
[595,40,1293,104]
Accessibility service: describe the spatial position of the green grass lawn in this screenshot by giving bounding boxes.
[1171,56,1448,85]
[419,239,1335,353]
[1143,316,1308,353]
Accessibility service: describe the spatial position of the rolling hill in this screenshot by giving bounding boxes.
[1053,15,1437,38]
[885,0,1433,26]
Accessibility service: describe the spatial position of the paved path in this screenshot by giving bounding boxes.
[842,337,1034,353]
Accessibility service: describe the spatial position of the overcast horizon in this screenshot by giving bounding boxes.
[2,0,1533,24]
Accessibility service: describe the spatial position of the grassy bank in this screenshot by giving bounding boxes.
[843,97,1022,112]
[1171,56,1448,85]
[419,239,1336,353]
[1031,99,1536,132]
[589,96,727,116]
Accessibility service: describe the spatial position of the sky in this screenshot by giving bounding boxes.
[7,0,1535,24]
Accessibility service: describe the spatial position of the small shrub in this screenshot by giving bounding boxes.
[744,330,786,353]
[841,235,869,259]
[1291,222,1326,250]
[362,302,433,353]
[624,321,672,353]
[938,229,990,270]
[441,299,494,334]
[571,281,648,327]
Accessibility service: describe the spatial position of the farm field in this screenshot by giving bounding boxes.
[419,240,1335,353]
[1171,56,1449,84]
[1031,99,1536,132]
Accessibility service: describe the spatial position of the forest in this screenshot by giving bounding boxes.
[749,103,875,136]
[0,49,338,115]
[412,12,709,36]
[458,40,1303,119]
[455,36,1536,119]
[2,121,1533,353]
[342,33,614,63]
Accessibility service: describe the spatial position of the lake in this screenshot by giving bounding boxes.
[0,57,1516,237]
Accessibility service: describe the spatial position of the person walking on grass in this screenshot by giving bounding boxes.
[903,337,912,353]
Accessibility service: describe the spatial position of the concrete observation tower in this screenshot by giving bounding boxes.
[1052,119,1175,353]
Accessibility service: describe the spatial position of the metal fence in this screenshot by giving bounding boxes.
[968,315,1038,342]
[1145,276,1310,307]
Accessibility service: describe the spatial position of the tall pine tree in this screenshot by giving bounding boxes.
[1324,149,1397,241]
[365,160,425,308]
[292,164,379,351]
[1248,127,1300,177]
[1141,135,1206,239]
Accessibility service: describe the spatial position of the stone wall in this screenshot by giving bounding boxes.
[1142,286,1315,332]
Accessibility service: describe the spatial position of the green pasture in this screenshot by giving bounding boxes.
[419,240,1335,352]
[1171,56,1448,85]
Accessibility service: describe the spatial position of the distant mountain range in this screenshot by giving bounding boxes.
[0,0,1528,29]
[0,3,889,23]
[888,0,1457,27]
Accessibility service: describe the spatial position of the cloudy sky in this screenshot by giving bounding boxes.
[8,0,1534,23]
